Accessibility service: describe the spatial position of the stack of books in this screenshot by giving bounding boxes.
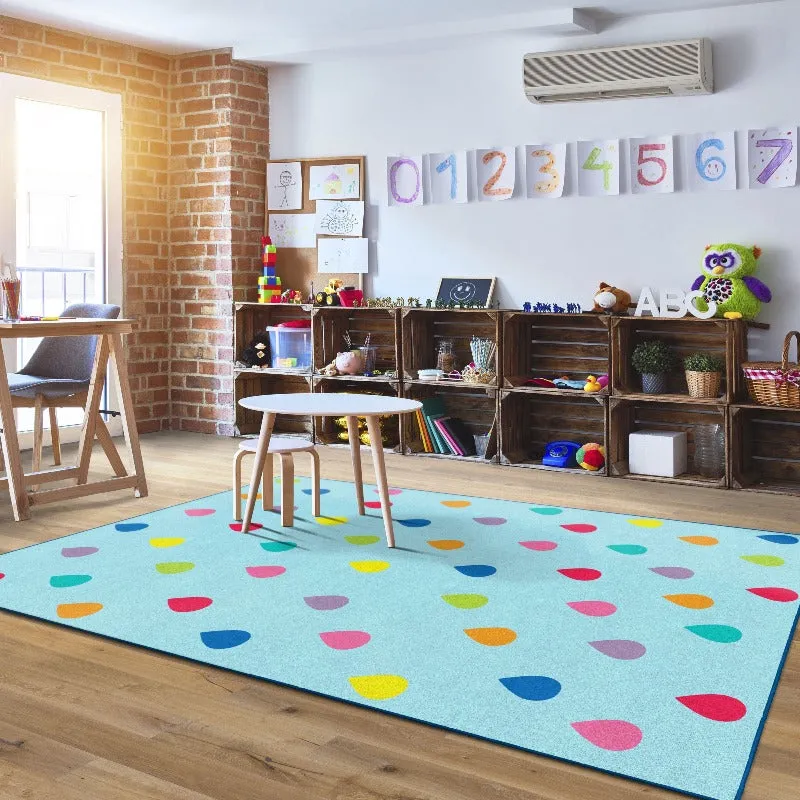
[415,397,477,456]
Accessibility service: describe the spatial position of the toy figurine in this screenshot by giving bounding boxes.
[425,299,432,309]
[522,302,532,313]
[592,282,632,315]
[691,243,771,320]
[584,375,603,393]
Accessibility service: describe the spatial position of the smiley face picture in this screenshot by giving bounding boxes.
[450,281,477,302]
[435,277,496,308]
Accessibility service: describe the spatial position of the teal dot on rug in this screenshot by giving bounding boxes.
[500,676,562,701]
[260,541,297,552]
[685,625,743,644]
[49,574,92,588]
[607,544,648,555]
[200,630,251,649]
[115,522,148,532]
[530,507,563,515]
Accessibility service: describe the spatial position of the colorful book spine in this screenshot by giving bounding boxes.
[415,408,432,452]
[434,418,463,456]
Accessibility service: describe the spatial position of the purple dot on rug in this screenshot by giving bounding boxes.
[304,595,349,610]
[61,546,99,558]
[589,639,647,660]
[649,566,695,580]
[473,517,507,526]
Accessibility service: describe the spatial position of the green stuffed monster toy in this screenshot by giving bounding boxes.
[691,243,772,320]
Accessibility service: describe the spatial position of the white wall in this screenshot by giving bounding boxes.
[269,1,800,357]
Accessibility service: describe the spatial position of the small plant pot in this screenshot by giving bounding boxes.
[686,370,722,398]
[641,372,668,394]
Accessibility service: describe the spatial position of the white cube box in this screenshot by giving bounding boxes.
[629,430,687,477]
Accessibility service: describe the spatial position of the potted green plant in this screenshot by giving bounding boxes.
[632,340,677,394]
[684,352,725,398]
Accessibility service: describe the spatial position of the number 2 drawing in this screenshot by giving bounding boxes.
[482,151,513,197]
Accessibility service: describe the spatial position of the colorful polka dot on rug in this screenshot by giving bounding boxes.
[304,595,349,610]
[115,522,148,532]
[740,554,785,567]
[350,560,390,573]
[473,517,507,526]
[679,535,719,546]
[319,631,371,650]
[649,566,694,579]
[571,720,643,751]
[168,596,212,612]
[303,488,330,495]
[454,564,496,578]
[246,565,286,578]
[530,507,563,515]
[61,546,98,558]
[676,694,747,722]
[184,508,215,517]
[747,586,799,602]
[56,602,102,619]
[441,594,488,609]
[627,519,663,528]
[664,593,714,609]
[373,488,402,496]
[344,535,381,546]
[260,541,297,552]
[364,500,390,509]
[464,627,517,646]
[314,516,348,526]
[349,674,408,700]
[561,523,597,534]
[500,675,561,700]
[685,625,742,643]
[201,630,251,649]
[567,601,617,617]
[155,562,195,575]
[588,639,646,660]
[607,544,648,555]
[149,537,185,548]
[427,539,464,550]
[558,568,602,581]
[519,540,558,551]
[395,518,431,528]
[757,534,799,544]
[441,500,471,508]
[229,522,263,532]
[49,575,92,588]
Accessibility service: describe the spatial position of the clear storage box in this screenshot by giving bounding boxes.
[266,326,312,370]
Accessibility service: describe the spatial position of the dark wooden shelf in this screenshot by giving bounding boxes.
[311,374,399,384]
[504,385,608,398]
[234,367,312,378]
[613,391,726,405]
[619,471,726,489]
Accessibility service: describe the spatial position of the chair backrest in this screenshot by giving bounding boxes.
[18,303,121,382]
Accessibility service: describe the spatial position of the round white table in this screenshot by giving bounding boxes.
[238,393,422,547]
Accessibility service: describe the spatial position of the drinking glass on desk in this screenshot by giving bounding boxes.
[1,279,21,320]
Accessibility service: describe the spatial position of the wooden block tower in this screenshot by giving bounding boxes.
[258,236,281,303]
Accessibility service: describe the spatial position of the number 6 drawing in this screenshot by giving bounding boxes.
[755,138,793,184]
[696,138,727,182]
[637,143,667,186]
[389,158,421,203]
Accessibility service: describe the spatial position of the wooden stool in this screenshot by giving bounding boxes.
[233,437,320,527]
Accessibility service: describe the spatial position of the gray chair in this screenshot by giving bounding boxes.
[6,303,120,474]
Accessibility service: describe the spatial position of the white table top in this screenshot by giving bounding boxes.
[239,393,422,416]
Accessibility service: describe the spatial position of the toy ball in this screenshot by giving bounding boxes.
[576,443,605,472]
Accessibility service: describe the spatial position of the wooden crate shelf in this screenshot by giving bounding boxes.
[499,389,607,474]
[611,316,751,402]
[402,382,498,462]
[234,302,313,371]
[234,373,314,438]
[312,307,401,375]
[312,377,402,451]
[503,312,610,388]
[609,397,727,488]
[730,404,800,495]
[401,308,501,384]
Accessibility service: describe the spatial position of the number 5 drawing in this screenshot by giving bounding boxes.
[696,138,727,182]
[637,143,667,186]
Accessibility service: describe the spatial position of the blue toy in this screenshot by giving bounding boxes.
[542,440,581,468]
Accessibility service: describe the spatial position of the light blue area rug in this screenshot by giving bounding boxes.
[0,479,798,800]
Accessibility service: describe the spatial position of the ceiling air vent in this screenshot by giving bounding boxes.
[524,38,712,104]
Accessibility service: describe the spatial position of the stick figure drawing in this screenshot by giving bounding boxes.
[274,170,297,208]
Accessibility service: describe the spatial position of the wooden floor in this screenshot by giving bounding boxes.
[0,431,798,800]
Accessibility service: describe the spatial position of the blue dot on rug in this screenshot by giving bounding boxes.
[115,522,148,532]
[455,564,497,578]
[201,630,251,649]
[500,675,562,701]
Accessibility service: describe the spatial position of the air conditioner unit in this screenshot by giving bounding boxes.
[523,38,712,104]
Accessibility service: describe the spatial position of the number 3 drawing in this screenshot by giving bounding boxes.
[696,138,727,182]
[530,149,560,194]
[482,151,513,197]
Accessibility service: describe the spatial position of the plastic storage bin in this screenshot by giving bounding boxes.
[266,326,312,370]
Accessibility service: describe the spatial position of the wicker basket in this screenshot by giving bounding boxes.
[742,331,800,408]
[686,370,722,398]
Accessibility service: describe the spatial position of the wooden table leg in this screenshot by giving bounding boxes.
[346,415,365,515]
[262,453,273,511]
[76,336,109,486]
[279,453,294,527]
[241,412,274,534]
[48,406,61,466]
[31,394,43,491]
[95,415,127,477]
[365,415,394,548]
[0,345,30,520]
[109,333,148,498]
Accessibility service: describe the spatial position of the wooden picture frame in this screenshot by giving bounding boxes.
[435,277,496,308]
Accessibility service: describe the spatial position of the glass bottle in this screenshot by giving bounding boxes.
[436,339,456,373]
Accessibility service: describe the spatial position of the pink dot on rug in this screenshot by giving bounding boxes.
[246,565,286,578]
[185,508,215,517]
[364,500,391,509]
[374,488,402,496]
[229,522,263,532]
[473,517,507,526]
[168,596,213,613]
[676,694,747,722]
[0,573,4,580]
[747,586,799,602]
[567,600,617,617]
[571,720,643,751]
[520,541,558,551]
[319,630,371,650]
[62,546,99,558]
[561,523,597,534]
[558,568,602,581]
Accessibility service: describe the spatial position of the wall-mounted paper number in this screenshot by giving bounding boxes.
[389,158,421,203]
[435,154,457,200]
[695,138,727,182]
[482,150,513,197]
[582,147,613,191]
[755,138,793,184]
[637,143,667,186]
[530,149,560,194]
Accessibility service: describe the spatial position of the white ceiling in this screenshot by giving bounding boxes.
[0,0,778,63]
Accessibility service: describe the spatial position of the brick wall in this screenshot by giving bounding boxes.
[0,16,270,436]
[169,52,268,435]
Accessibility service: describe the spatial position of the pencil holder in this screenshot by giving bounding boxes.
[2,279,21,321]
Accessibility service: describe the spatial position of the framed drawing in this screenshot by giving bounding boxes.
[435,277,496,308]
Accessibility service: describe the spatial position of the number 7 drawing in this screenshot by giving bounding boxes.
[755,138,793,184]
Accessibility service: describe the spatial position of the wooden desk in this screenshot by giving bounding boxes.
[0,318,147,521]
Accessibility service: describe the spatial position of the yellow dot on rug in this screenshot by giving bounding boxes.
[240,493,262,500]
[350,560,390,573]
[464,627,517,646]
[441,500,471,508]
[628,519,663,528]
[664,594,714,609]
[149,537,185,548]
[315,516,348,526]
[57,602,103,619]
[428,540,465,550]
[679,535,718,546]
[349,675,409,700]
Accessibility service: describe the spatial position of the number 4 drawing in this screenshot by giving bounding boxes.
[582,147,613,191]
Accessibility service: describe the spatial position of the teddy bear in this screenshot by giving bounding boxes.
[592,282,632,315]
[241,332,271,368]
